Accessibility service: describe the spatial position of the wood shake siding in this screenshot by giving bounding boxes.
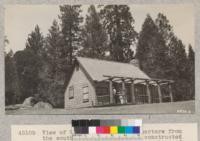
[64,66,96,109]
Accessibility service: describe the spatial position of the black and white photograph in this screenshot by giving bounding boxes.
[4,4,195,114]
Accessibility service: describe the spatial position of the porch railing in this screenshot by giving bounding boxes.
[96,95,110,106]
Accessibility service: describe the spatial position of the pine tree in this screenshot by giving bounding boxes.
[155,13,194,101]
[168,36,189,100]
[187,45,195,99]
[5,50,20,105]
[168,36,188,79]
[155,13,173,46]
[136,14,168,78]
[37,20,66,107]
[155,13,175,79]
[13,25,44,101]
[45,20,64,80]
[59,5,83,65]
[188,45,194,67]
[14,49,42,101]
[80,5,108,59]
[100,5,137,62]
[26,25,44,55]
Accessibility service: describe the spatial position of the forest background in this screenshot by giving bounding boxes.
[5,5,195,107]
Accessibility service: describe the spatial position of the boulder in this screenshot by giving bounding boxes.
[5,104,22,110]
[22,97,36,107]
[34,102,53,109]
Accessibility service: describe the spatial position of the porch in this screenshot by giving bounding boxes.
[95,75,174,106]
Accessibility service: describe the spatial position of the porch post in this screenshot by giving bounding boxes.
[131,79,136,104]
[168,82,174,102]
[121,79,125,95]
[157,82,163,103]
[146,80,151,103]
[109,79,114,104]
[121,79,126,103]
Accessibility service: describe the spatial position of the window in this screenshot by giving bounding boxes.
[82,86,89,102]
[69,86,74,99]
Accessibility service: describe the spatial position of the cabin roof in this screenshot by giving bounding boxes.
[76,57,150,82]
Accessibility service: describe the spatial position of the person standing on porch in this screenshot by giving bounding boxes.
[113,87,117,104]
[119,87,127,104]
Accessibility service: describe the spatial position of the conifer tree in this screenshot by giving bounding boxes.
[167,36,189,100]
[100,5,137,62]
[59,5,83,65]
[14,49,42,101]
[45,20,64,80]
[38,20,66,107]
[5,50,20,105]
[155,13,194,101]
[187,45,195,99]
[155,13,176,79]
[136,14,167,78]
[13,25,44,101]
[80,5,108,59]
[26,25,44,55]
[155,13,173,46]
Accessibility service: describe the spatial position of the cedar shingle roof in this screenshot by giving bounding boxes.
[77,57,150,82]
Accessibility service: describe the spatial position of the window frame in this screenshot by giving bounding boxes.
[69,86,74,99]
[82,85,89,103]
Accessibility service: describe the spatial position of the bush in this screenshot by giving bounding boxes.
[36,80,65,108]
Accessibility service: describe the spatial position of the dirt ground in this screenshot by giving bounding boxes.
[6,100,195,115]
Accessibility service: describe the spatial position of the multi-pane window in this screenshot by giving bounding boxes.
[69,86,74,99]
[83,86,89,102]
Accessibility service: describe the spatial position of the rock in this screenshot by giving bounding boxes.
[22,97,36,107]
[5,104,22,110]
[34,102,53,109]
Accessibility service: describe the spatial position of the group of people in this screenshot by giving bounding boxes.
[112,87,127,104]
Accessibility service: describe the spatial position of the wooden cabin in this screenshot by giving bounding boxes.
[64,57,174,109]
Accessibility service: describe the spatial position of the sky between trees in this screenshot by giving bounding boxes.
[5,4,194,53]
